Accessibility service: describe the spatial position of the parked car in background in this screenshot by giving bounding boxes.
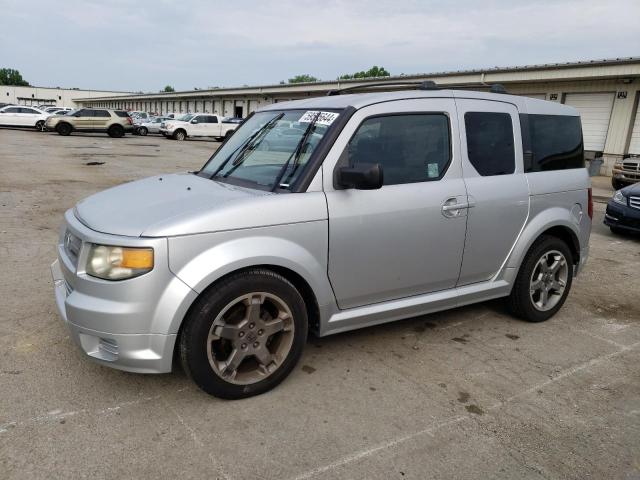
[222,117,244,124]
[51,87,591,399]
[135,116,172,136]
[44,107,73,114]
[159,113,239,141]
[604,183,640,235]
[0,105,51,131]
[612,155,640,189]
[45,108,133,137]
[129,111,149,121]
[0,102,15,109]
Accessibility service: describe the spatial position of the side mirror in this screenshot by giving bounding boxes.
[191,119,198,124]
[338,163,384,190]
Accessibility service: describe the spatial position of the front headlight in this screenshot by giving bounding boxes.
[86,244,154,280]
[612,190,627,206]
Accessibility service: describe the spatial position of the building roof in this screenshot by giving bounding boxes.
[74,56,640,102]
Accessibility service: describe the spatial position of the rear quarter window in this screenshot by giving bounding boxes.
[520,114,584,172]
[464,112,515,176]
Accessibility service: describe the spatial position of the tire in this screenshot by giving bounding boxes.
[56,123,72,136]
[138,126,148,136]
[609,226,627,236]
[507,236,574,322]
[107,124,125,138]
[611,179,626,190]
[173,129,186,141]
[179,268,308,399]
[35,120,45,132]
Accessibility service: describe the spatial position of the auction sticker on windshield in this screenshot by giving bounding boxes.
[299,111,340,126]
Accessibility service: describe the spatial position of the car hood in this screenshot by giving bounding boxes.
[622,182,640,197]
[74,173,269,237]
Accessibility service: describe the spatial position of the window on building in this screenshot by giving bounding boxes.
[343,114,451,186]
[520,114,584,171]
[464,112,515,176]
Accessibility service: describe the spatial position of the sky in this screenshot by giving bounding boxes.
[1,0,638,93]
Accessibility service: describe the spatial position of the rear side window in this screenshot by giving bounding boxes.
[464,112,515,176]
[94,110,111,117]
[78,110,94,117]
[520,114,584,172]
[114,111,129,118]
[345,114,451,186]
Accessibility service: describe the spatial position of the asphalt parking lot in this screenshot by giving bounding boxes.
[1,128,639,480]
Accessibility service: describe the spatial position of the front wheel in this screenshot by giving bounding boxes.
[35,120,46,132]
[179,269,308,399]
[611,179,626,190]
[173,130,186,141]
[507,236,574,322]
[56,123,72,136]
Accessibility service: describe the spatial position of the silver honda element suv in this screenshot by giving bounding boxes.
[52,83,591,398]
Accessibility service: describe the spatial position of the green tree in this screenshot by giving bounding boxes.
[0,68,29,86]
[162,85,175,92]
[339,66,390,80]
[288,74,319,84]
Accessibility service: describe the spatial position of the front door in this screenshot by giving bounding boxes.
[455,99,530,285]
[73,109,95,130]
[325,99,468,309]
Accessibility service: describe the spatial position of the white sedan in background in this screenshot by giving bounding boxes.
[0,106,51,131]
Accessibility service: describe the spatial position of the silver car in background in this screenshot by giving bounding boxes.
[52,86,592,399]
[134,116,172,136]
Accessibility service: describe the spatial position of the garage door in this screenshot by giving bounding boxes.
[628,103,640,155]
[564,93,615,151]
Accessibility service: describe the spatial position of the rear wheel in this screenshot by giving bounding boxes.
[56,123,72,136]
[173,129,186,141]
[35,120,45,132]
[107,124,125,138]
[507,236,574,322]
[138,126,148,136]
[179,269,308,399]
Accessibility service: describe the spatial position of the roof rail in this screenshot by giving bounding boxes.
[326,80,438,96]
[326,80,508,96]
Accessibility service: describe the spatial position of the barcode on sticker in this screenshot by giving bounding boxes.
[299,111,340,126]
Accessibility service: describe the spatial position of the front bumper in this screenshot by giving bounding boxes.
[604,201,640,233]
[612,167,640,185]
[50,209,198,373]
[51,259,177,373]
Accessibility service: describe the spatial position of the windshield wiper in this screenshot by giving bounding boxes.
[271,112,321,192]
[209,113,284,180]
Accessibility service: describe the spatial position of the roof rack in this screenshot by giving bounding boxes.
[326,81,508,96]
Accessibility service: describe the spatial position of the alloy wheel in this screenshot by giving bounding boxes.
[206,292,294,385]
[529,250,568,311]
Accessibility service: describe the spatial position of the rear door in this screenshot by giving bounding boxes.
[455,99,529,285]
[93,109,112,130]
[325,98,468,309]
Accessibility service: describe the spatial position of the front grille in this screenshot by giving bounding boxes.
[63,230,82,266]
[630,196,640,210]
[622,161,640,172]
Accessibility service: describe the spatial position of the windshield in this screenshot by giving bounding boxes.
[199,109,340,190]
[176,114,194,122]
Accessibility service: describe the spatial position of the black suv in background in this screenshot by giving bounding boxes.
[605,182,640,235]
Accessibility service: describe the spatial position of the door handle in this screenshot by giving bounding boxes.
[442,202,470,211]
[441,197,470,218]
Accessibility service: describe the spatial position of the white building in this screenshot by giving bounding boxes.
[72,56,640,175]
[0,85,132,109]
